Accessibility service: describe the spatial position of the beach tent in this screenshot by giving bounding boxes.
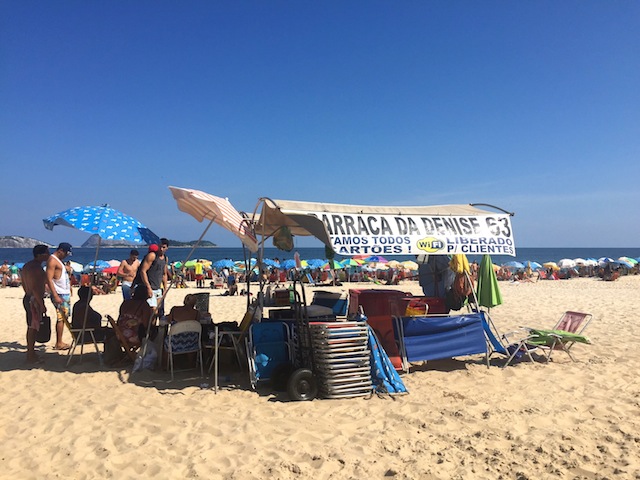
[252,198,517,378]
[252,199,515,257]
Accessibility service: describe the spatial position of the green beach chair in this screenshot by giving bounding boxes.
[527,311,593,362]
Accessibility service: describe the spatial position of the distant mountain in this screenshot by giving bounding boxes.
[80,234,216,248]
[0,236,54,248]
[168,239,217,247]
[81,234,138,248]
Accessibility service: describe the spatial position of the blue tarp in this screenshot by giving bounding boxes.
[400,313,488,362]
[480,312,507,355]
[368,326,407,394]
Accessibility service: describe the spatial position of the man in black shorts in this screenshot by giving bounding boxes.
[21,245,51,363]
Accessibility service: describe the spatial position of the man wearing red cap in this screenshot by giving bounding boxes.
[133,238,170,316]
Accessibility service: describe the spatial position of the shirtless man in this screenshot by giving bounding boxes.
[117,249,140,300]
[46,242,73,350]
[21,245,51,362]
[0,260,9,287]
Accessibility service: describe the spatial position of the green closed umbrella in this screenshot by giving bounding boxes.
[477,254,503,309]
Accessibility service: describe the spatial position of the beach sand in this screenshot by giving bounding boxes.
[1,276,639,479]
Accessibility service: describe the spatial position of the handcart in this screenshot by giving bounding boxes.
[263,272,372,401]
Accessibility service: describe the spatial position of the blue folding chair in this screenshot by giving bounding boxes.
[247,321,292,389]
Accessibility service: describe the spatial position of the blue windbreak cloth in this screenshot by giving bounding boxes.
[400,313,487,362]
[479,312,508,355]
[368,326,407,394]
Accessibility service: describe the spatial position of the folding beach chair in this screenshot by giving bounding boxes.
[247,321,292,390]
[500,328,541,367]
[207,304,262,392]
[473,311,538,368]
[528,311,593,362]
[207,303,260,374]
[166,320,204,381]
[106,314,140,362]
[62,316,102,366]
[192,292,210,316]
[305,273,317,286]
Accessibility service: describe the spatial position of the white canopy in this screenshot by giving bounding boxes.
[255,198,516,257]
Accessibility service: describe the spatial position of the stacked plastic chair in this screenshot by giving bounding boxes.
[309,321,373,399]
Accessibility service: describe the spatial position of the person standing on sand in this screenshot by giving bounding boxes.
[194,259,204,288]
[20,245,51,363]
[133,238,170,317]
[0,260,9,287]
[117,249,140,300]
[46,242,73,350]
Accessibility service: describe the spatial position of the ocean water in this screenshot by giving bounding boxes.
[2,247,639,267]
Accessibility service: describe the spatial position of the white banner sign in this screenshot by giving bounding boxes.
[305,212,516,256]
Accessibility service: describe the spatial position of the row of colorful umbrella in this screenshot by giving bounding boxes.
[501,257,639,271]
[168,257,420,273]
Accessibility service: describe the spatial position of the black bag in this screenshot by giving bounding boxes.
[444,288,466,311]
[36,315,52,343]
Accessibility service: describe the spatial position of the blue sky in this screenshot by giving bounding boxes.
[1,1,638,248]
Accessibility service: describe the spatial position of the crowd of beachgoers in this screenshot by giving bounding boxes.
[3,254,638,291]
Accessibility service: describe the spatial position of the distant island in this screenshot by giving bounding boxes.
[81,234,216,248]
[0,235,216,248]
[0,236,53,248]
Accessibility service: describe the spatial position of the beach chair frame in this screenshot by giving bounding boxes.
[106,314,140,362]
[62,316,102,367]
[537,311,593,362]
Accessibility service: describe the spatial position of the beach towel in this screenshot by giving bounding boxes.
[528,328,591,346]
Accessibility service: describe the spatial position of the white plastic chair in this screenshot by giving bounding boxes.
[166,320,204,381]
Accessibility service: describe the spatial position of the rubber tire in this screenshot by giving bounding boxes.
[271,362,295,391]
[287,368,318,401]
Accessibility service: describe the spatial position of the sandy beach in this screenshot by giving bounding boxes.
[1,276,639,479]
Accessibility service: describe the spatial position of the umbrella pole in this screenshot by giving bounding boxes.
[245,244,252,310]
[181,217,216,270]
[75,237,102,365]
[465,270,479,312]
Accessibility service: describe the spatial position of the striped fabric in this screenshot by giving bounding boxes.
[165,330,200,353]
[169,187,258,251]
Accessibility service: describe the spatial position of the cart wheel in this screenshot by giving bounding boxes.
[287,368,317,401]
[271,362,295,391]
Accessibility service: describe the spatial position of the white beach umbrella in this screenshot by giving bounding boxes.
[598,257,614,267]
[68,261,84,273]
[573,258,587,266]
[558,258,576,269]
